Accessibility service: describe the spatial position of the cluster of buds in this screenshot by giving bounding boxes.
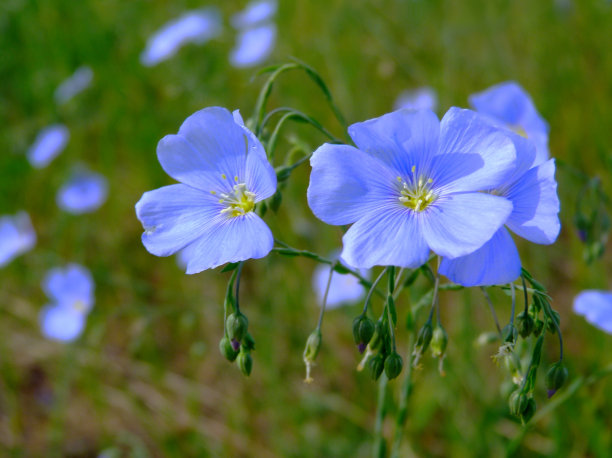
[220,311,255,376]
[358,318,403,381]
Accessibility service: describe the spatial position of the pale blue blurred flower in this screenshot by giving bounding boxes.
[57,170,108,214]
[136,107,277,274]
[140,8,222,67]
[313,254,369,308]
[0,212,36,267]
[230,24,277,68]
[40,263,94,342]
[27,124,69,168]
[573,290,612,334]
[393,87,437,112]
[439,133,560,286]
[308,108,516,268]
[231,0,277,29]
[54,66,94,105]
[470,81,550,164]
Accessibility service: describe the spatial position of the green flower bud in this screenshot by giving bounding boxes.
[546,310,561,333]
[237,351,253,376]
[369,321,386,352]
[219,336,238,362]
[533,319,545,337]
[516,311,535,338]
[226,312,248,344]
[368,354,385,381]
[242,332,256,351]
[430,324,448,358]
[416,321,433,352]
[303,329,322,363]
[509,391,528,417]
[521,398,536,424]
[384,352,403,380]
[502,323,518,343]
[545,362,568,398]
[353,316,375,353]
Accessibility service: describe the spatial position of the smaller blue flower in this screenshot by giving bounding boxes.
[136,107,277,273]
[40,263,94,342]
[54,66,94,105]
[394,87,437,112]
[57,169,108,214]
[439,133,560,286]
[140,9,222,67]
[231,0,277,29]
[573,290,612,334]
[470,81,550,164]
[312,253,369,308]
[27,124,69,168]
[230,24,277,68]
[0,212,36,267]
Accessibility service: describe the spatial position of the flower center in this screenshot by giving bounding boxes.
[398,166,437,212]
[510,124,528,138]
[217,183,256,218]
[72,300,87,313]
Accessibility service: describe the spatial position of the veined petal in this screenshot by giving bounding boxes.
[347,109,440,177]
[439,227,521,286]
[505,159,560,244]
[307,144,397,225]
[421,193,513,258]
[573,290,612,334]
[40,304,86,342]
[245,145,277,201]
[157,107,250,193]
[181,212,273,273]
[341,206,430,268]
[135,184,222,257]
[436,107,516,192]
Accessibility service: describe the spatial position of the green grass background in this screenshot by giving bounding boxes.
[1,0,611,456]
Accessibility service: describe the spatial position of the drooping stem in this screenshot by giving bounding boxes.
[481,287,502,336]
[386,266,397,352]
[510,283,516,326]
[362,267,390,317]
[521,275,529,315]
[390,332,416,458]
[234,261,245,314]
[317,265,335,331]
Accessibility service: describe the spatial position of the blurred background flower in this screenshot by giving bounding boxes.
[27,124,69,169]
[56,169,108,214]
[573,290,612,333]
[0,212,36,267]
[54,66,94,105]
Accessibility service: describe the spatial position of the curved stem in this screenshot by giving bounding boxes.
[520,275,529,315]
[234,261,244,314]
[510,283,516,326]
[361,268,389,316]
[317,265,335,330]
[481,287,502,336]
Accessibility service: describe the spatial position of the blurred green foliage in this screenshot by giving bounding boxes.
[1,0,611,456]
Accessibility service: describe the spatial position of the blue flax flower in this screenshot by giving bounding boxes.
[439,134,560,286]
[312,253,369,308]
[40,263,94,342]
[308,108,516,268]
[54,66,94,105]
[57,169,108,214]
[394,87,437,112]
[0,212,36,267]
[231,0,277,29]
[470,81,549,164]
[135,107,277,273]
[573,290,612,334]
[230,23,277,68]
[140,9,222,67]
[27,124,69,168]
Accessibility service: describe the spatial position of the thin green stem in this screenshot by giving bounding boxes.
[520,275,529,315]
[510,283,516,326]
[481,287,502,336]
[317,265,335,330]
[361,268,389,316]
[427,267,441,323]
[234,261,245,314]
[386,267,397,352]
[390,333,416,458]
[373,373,389,458]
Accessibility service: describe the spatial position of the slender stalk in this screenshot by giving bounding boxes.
[386,267,397,352]
[234,261,245,314]
[510,283,516,326]
[481,287,502,336]
[361,268,389,316]
[373,373,388,458]
[317,266,334,330]
[520,275,529,315]
[390,333,416,458]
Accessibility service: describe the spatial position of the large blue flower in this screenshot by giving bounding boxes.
[308,108,516,268]
[573,290,612,334]
[40,263,94,342]
[470,81,550,164]
[439,134,560,286]
[135,107,277,273]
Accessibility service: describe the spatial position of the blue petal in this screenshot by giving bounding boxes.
[40,305,86,342]
[233,109,268,160]
[180,212,273,273]
[308,144,397,225]
[505,159,560,244]
[136,184,223,257]
[439,227,521,286]
[348,109,440,178]
[469,81,549,164]
[393,87,438,112]
[341,206,430,268]
[56,171,108,214]
[42,263,94,310]
[312,263,367,308]
[245,142,276,201]
[231,0,277,29]
[27,124,69,169]
[436,107,516,192]
[157,107,256,193]
[421,193,513,258]
[54,66,94,105]
[230,23,276,68]
[140,9,222,66]
[0,212,36,268]
[573,290,612,334]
